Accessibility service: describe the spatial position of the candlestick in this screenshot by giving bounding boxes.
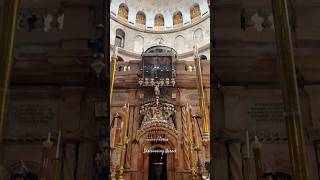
[253,136,263,180]
[246,131,250,158]
[193,45,199,59]
[245,158,255,180]
[194,44,209,141]
[118,103,130,180]
[47,132,51,142]
[55,131,61,158]
[40,132,53,180]
[254,136,260,145]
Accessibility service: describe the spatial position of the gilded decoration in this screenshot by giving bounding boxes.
[190,4,201,20]
[118,4,129,20]
[154,14,164,27]
[136,11,146,25]
[139,100,176,131]
[173,11,183,25]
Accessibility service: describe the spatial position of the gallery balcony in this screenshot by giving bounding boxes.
[113,60,210,89]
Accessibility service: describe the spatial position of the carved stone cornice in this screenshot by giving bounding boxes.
[110,43,210,60]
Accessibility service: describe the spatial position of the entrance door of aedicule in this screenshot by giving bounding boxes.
[148,147,167,180]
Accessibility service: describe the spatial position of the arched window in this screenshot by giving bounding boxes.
[115,29,125,48]
[136,11,146,25]
[190,3,201,20]
[118,3,129,20]
[173,11,183,26]
[154,14,164,27]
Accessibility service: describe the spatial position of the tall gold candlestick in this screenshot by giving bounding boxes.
[245,158,255,180]
[110,46,118,105]
[40,133,53,180]
[118,103,129,180]
[271,0,309,179]
[111,114,120,180]
[252,136,263,180]
[192,114,203,178]
[51,158,60,180]
[0,0,20,151]
[245,131,255,180]
[193,46,209,141]
[187,105,196,179]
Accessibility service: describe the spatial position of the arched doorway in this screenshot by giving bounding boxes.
[148,147,167,180]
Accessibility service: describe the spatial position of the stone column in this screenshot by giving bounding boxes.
[63,143,76,180]
[227,140,244,180]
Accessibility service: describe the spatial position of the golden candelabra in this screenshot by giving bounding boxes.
[245,131,255,180]
[252,137,263,180]
[187,104,196,179]
[245,158,255,180]
[193,46,209,141]
[51,158,61,180]
[192,114,204,179]
[0,0,20,147]
[51,131,61,180]
[110,46,118,105]
[271,0,309,179]
[111,114,120,180]
[40,133,53,180]
[118,103,129,180]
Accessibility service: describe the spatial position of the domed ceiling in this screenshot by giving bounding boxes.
[110,0,209,29]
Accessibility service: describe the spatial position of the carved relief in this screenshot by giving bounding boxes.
[241,9,275,31]
[154,14,164,27]
[190,4,201,20]
[18,10,64,32]
[139,101,176,131]
[173,11,183,25]
[155,37,164,45]
[136,11,146,25]
[251,13,264,32]
[118,3,129,20]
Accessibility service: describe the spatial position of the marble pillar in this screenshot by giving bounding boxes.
[227,140,244,180]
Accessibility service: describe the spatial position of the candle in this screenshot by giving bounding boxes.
[55,131,61,158]
[254,136,260,144]
[120,121,124,129]
[47,132,51,142]
[246,131,250,158]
